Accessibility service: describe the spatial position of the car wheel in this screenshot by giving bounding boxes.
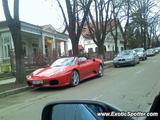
[132,61,136,66]
[70,70,80,87]
[145,57,147,60]
[114,64,117,68]
[98,64,103,77]
[114,64,119,68]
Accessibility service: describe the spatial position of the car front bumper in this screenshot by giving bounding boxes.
[113,60,135,66]
[26,71,72,88]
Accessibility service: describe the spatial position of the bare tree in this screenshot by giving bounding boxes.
[118,0,131,50]
[109,0,124,54]
[56,0,92,56]
[86,0,111,60]
[130,0,157,49]
[2,0,25,84]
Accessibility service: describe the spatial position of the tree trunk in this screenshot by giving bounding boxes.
[123,36,127,50]
[71,40,79,56]
[97,44,105,63]
[9,21,25,84]
[115,39,118,54]
[144,27,147,50]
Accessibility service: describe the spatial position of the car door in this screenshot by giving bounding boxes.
[133,51,139,63]
[77,57,94,80]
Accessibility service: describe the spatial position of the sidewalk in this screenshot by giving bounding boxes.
[0,78,16,85]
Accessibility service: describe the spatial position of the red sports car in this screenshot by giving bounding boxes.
[26,57,103,87]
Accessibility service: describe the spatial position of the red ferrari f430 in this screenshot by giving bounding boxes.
[26,57,103,87]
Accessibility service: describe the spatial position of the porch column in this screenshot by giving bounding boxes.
[64,41,68,55]
[42,34,45,55]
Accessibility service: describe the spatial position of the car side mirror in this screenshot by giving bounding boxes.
[93,58,96,62]
[41,100,134,120]
[78,60,86,65]
[45,64,50,67]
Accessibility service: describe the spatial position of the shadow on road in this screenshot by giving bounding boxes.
[31,76,100,92]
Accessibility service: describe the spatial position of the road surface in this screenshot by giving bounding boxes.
[0,54,160,120]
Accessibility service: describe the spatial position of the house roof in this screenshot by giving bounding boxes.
[0,21,68,41]
[78,45,84,50]
[82,19,120,39]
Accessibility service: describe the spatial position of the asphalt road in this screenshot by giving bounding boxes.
[0,54,160,120]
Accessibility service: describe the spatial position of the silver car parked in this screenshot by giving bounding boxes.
[146,49,156,56]
[113,50,140,67]
[133,48,147,60]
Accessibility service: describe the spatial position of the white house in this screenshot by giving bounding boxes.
[0,21,68,72]
[80,21,124,53]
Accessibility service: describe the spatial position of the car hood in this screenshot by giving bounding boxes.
[32,66,67,78]
[137,52,143,55]
[114,55,133,60]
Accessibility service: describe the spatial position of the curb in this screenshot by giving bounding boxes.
[104,61,113,68]
[0,61,113,98]
[0,86,32,98]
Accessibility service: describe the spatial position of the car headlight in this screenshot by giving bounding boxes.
[138,53,143,56]
[126,57,133,61]
[53,68,66,75]
[113,58,118,62]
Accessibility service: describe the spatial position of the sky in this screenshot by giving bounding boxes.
[0,0,64,30]
[1,0,160,32]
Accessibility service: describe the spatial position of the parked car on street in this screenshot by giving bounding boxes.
[154,47,160,54]
[133,48,147,60]
[26,57,103,88]
[113,50,139,67]
[146,49,156,56]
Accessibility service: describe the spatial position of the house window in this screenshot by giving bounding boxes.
[112,46,115,51]
[45,45,48,57]
[95,47,98,53]
[22,42,27,57]
[2,33,11,58]
[32,43,38,57]
[121,47,124,51]
[88,48,93,53]
[23,46,27,57]
[4,44,10,58]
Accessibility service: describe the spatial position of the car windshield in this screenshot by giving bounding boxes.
[134,48,143,52]
[118,50,132,56]
[51,57,76,67]
[147,49,153,52]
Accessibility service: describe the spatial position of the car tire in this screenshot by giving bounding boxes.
[114,64,117,68]
[70,70,80,87]
[145,56,147,59]
[114,64,119,68]
[132,61,136,66]
[98,64,103,77]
